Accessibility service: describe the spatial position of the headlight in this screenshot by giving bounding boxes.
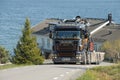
[76,55,81,59]
[53,54,57,59]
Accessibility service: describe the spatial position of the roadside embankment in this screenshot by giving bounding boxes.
[0,64,33,70]
[76,63,120,80]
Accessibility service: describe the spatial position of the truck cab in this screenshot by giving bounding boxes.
[49,18,89,64]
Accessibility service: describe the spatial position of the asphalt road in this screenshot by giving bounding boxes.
[0,61,114,80]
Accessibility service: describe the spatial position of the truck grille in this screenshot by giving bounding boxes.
[59,52,75,57]
[56,44,77,57]
[60,46,73,50]
[58,45,76,51]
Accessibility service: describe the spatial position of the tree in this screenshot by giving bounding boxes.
[12,18,44,65]
[0,46,10,64]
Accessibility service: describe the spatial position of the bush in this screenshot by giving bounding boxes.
[0,46,10,64]
[100,39,120,63]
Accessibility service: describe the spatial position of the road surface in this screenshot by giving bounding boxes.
[0,61,114,80]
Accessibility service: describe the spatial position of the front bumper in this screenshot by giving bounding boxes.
[53,57,79,63]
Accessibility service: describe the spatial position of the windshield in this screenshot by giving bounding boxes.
[55,31,80,39]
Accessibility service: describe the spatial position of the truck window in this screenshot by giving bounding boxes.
[55,31,81,39]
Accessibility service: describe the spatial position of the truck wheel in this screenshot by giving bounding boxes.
[80,62,87,65]
[53,62,59,64]
[70,62,76,64]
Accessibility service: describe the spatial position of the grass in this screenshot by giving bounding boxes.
[0,64,32,70]
[77,63,120,80]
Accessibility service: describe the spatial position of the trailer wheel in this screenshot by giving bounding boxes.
[91,61,99,65]
[96,61,100,65]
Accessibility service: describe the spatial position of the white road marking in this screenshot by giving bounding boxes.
[71,70,75,72]
[53,77,59,80]
[60,74,64,77]
[66,72,69,74]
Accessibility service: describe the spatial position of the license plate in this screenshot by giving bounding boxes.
[62,58,70,61]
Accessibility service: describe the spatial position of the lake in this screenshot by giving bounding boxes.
[0,0,120,54]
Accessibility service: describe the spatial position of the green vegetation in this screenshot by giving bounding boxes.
[77,39,120,80]
[100,39,120,63]
[11,18,44,65]
[0,46,10,64]
[77,64,120,80]
[0,64,32,70]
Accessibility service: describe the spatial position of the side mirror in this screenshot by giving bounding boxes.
[49,31,52,38]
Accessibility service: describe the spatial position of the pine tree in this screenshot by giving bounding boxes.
[0,46,10,64]
[12,18,44,65]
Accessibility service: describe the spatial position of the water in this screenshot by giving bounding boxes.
[0,0,120,54]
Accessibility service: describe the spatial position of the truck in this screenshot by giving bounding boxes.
[49,15,111,64]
